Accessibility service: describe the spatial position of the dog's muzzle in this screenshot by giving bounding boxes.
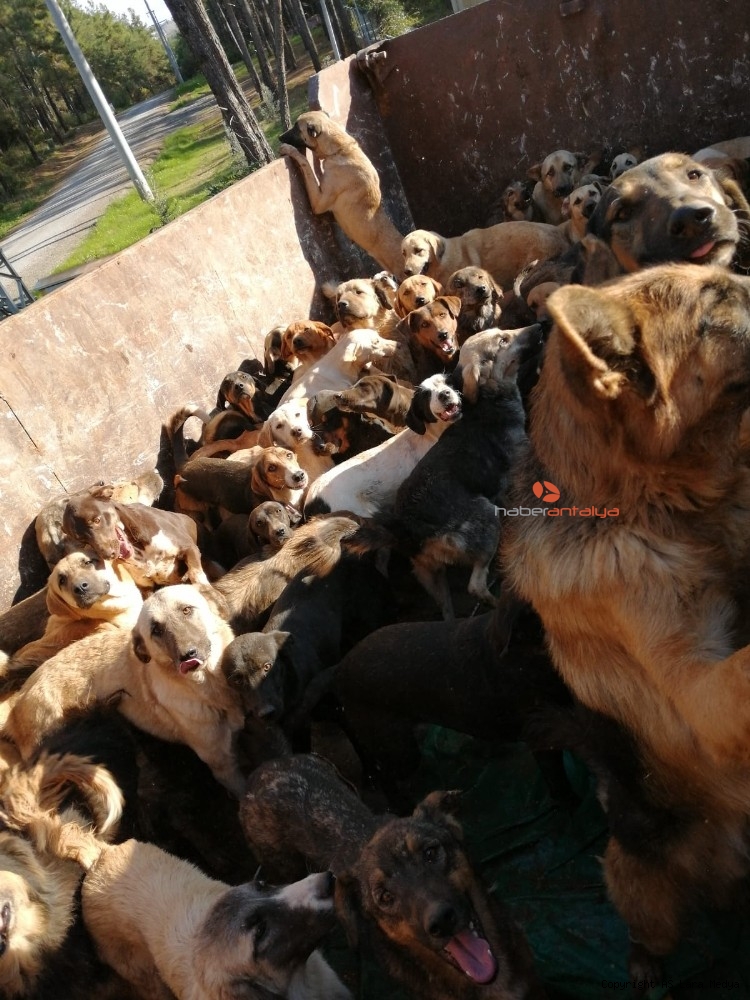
[279,124,306,152]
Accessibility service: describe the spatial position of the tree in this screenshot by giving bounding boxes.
[162,0,273,169]
[271,0,290,130]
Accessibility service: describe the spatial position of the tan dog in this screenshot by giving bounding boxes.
[8,551,142,675]
[322,276,396,333]
[528,148,595,223]
[457,324,542,403]
[558,182,603,243]
[279,327,398,404]
[446,266,504,340]
[502,264,750,978]
[279,111,404,274]
[6,585,245,796]
[394,274,443,318]
[280,320,337,370]
[0,752,124,999]
[525,281,560,322]
[401,223,568,289]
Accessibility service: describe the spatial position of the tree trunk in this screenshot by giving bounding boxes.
[285,0,321,72]
[271,0,291,130]
[329,0,359,55]
[220,0,263,98]
[237,0,275,91]
[42,83,69,134]
[162,0,273,168]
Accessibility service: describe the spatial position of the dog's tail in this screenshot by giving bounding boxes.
[167,405,211,473]
[0,751,123,861]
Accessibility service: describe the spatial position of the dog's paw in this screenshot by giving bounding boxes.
[279,143,302,160]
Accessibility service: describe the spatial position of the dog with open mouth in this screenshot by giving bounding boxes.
[241,754,546,1000]
[304,374,462,519]
[586,151,750,272]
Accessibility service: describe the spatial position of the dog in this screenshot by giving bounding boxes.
[404,296,461,377]
[35,471,163,570]
[280,320,337,374]
[392,377,527,618]
[446,267,504,340]
[304,375,462,518]
[456,325,543,405]
[609,148,641,179]
[528,149,596,224]
[241,756,546,1000]
[249,500,301,551]
[307,391,395,462]
[394,274,443,318]
[214,515,363,632]
[257,399,335,484]
[401,223,569,289]
[0,751,124,999]
[7,551,142,677]
[485,179,540,226]
[586,151,750,273]
[322,276,396,335]
[279,110,404,274]
[264,324,296,378]
[6,585,246,796]
[279,327,399,404]
[501,264,750,979]
[62,486,209,589]
[524,282,560,324]
[557,182,603,243]
[333,373,415,428]
[72,831,352,1000]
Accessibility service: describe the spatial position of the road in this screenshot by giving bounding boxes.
[1,89,218,297]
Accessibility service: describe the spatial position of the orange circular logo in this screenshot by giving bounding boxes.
[532,480,560,503]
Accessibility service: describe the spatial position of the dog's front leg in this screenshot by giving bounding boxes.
[279,146,336,215]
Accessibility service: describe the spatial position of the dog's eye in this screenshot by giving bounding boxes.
[423,844,441,864]
[262,662,272,674]
[182,605,193,617]
[687,168,703,181]
[267,464,277,473]
[151,621,164,637]
[612,202,633,223]
[92,516,101,525]
[374,887,395,910]
[57,574,68,588]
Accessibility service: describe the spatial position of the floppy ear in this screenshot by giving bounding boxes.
[406,310,423,334]
[413,790,464,840]
[527,162,543,182]
[313,322,337,348]
[321,281,341,301]
[718,175,750,218]
[194,584,231,622]
[428,277,444,295]
[405,387,431,434]
[131,629,150,664]
[341,337,363,364]
[373,279,395,311]
[547,283,653,400]
[440,295,462,320]
[428,232,446,261]
[285,505,303,526]
[257,419,274,448]
[335,871,363,948]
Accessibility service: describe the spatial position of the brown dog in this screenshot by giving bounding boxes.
[322,276,396,334]
[557,182,603,243]
[241,755,546,1000]
[528,148,596,224]
[62,486,209,589]
[279,111,404,274]
[401,223,569,289]
[280,320,337,369]
[586,151,750,272]
[502,264,750,979]
[394,274,443,318]
[249,500,301,550]
[446,267,504,340]
[406,296,461,374]
[334,372,415,428]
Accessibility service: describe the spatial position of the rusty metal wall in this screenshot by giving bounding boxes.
[362,0,750,235]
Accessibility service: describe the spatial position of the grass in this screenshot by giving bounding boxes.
[0,181,58,242]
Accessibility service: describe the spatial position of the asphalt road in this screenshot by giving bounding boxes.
[1,89,217,298]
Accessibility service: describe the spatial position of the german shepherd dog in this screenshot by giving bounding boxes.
[501,263,750,980]
[241,755,546,1000]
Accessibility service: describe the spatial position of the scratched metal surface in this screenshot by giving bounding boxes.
[363,0,750,235]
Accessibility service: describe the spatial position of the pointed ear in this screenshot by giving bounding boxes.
[528,162,543,182]
[268,630,292,651]
[560,196,571,219]
[718,175,750,218]
[334,871,362,948]
[132,629,150,664]
[413,790,464,840]
[547,284,645,400]
[440,295,462,320]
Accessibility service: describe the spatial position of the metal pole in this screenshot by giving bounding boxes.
[43,0,154,203]
[145,0,184,85]
[318,0,341,60]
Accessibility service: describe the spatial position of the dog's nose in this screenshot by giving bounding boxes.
[415,296,426,306]
[292,471,306,483]
[73,581,89,596]
[437,331,449,341]
[476,285,488,298]
[425,902,459,939]
[338,300,350,314]
[669,204,715,238]
[275,527,289,537]
[292,427,303,439]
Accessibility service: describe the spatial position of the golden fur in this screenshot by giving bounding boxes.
[395,274,443,318]
[401,223,568,289]
[502,263,750,967]
[279,111,404,274]
[5,586,244,795]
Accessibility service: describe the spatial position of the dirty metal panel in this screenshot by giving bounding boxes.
[364,0,750,235]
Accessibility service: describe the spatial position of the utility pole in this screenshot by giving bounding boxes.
[318,0,341,60]
[145,0,184,85]
[43,0,154,203]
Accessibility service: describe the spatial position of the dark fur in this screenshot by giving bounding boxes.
[241,757,546,1000]
[175,454,258,515]
[333,374,415,427]
[406,296,461,379]
[307,391,394,461]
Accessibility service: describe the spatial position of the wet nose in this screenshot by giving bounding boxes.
[292,470,306,483]
[425,902,459,939]
[438,330,449,341]
[669,204,715,238]
[415,296,426,306]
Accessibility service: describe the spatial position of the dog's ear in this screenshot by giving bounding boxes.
[285,505,303,526]
[131,628,150,664]
[406,310,423,335]
[585,185,617,240]
[88,484,114,501]
[428,232,446,261]
[257,419,274,448]
[527,161,543,182]
[321,281,341,301]
[373,279,396,311]
[440,295,462,320]
[266,629,292,652]
[335,870,363,948]
[428,276,444,295]
[560,195,571,220]
[717,175,750,219]
[413,790,465,842]
[405,386,433,434]
[313,322,337,347]
[194,584,232,622]
[547,283,652,400]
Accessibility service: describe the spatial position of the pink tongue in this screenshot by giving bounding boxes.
[689,240,715,259]
[444,930,498,984]
[116,528,133,560]
[179,658,201,675]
